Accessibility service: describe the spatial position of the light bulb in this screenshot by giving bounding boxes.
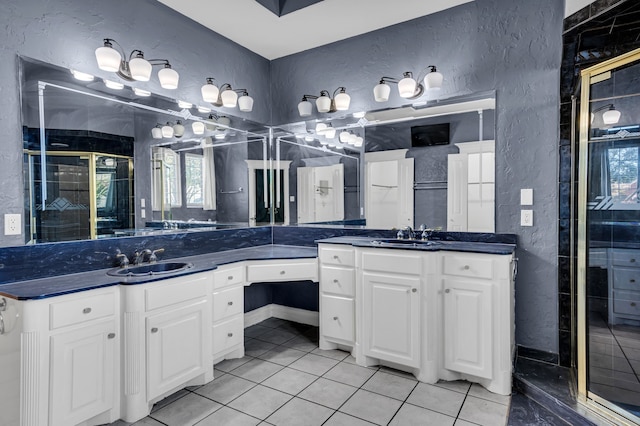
[158,66,179,89]
[398,75,417,98]
[316,95,331,113]
[161,123,174,138]
[192,121,205,135]
[201,79,219,103]
[298,100,313,117]
[133,87,151,97]
[129,55,152,81]
[103,79,124,90]
[334,91,350,111]
[238,94,254,112]
[221,89,238,108]
[71,69,94,81]
[95,41,122,72]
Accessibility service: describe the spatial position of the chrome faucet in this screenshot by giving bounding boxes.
[421,226,442,241]
[115,250,129,268]
[397,225,415,240]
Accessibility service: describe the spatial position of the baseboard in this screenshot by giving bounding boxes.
[244,304,319,328]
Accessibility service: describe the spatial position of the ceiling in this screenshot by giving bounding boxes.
[157,0,597,60]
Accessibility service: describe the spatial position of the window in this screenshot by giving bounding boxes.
[608,146,639,204]
[152,147,181,210]
[185,153,204,207]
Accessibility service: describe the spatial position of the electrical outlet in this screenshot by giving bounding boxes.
[521,210,533,227]
[141,209,146,219]
[4,214,21,235]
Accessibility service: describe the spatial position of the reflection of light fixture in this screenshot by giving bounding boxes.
[339,131,351,143]
[214,133,226,140]
[101,158,116,167]
[178,100,192,109]
[133,87,151,97]
[95,38,179,89]
[352,111,366,118]
[201,78,254,111]
[103,79,124,90]
[71,69,94,81]
[591,104,621,125]
[304,135,314,142]
[172,120,185,138]
[192,121,205,135]
[316,123,328,133]
[374,66,442,102]
[161,123,174,138]
[324,126,336,139]
[298,87,351,116]
[151,124,163,139]
[197,106,211,113]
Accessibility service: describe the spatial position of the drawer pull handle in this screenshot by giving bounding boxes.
[228,301,233,306]
[632,302,637,307]
[445,289,451,293]
[151,327,158,333]
[227,332,233,337]
[82,307,92,314]
[631,259,637,263]
[412,288,417,293]
[333,316,338,320]
[228,276,234,280]
[463,265,470,270]
[280,270,286,275]
[107,333,116,339]
[631,279,636,284]
[333,256,339,260]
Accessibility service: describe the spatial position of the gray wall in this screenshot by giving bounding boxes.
[270,0,563,353]
[0,0,271,245]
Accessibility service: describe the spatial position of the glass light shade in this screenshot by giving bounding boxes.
[95,45,122,72]
[201,82,219,103]
[590,113,595,124]
[354,136,364,147]
[373,83,391,102]
[151,127,163,139]
[173,121,185,138]
[129,56,152,81]
[398,77,417,98]
[161,124,174,138]
[334,92,351,111]
[158,67,179,89]
[192,121,205,135]
[349,134,358,144]
[339,131,351,143]
[103,79,124,90]
[298,100,313,117]
[316,95,331,113]
[320,139,329,146]
[217,116,231,127]
[424,69,444,90]
[133,87,151,97]
[221,89,238,108]
[304,135,314,142]
[603,108,621,125]
[324,127,336,139]
[178,100,192,109]
[215,132,226,140]
[71,69,94,81]
[197,106,211,113]
[238,94,254,112]
[316,123,328,133]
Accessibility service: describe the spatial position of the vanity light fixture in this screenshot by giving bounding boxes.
[298,87,351,117]
[103,79,124,90]
[591,104,621,125]
[95,38,179,89]
[133,87,151,97]
[373,66,443,102]
[201,78,254,112]
[71,69,94,81]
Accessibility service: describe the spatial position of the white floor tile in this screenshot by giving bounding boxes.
[389,403,455,426]
[194,374,256,404]
[266,397,333,426]
[288,353,339,376]
[339,389,403,425]
[195,406,260,426]
[151,393,222,426]
[323,362,376,387]
[262,367,318,395]
[406,382,466,417]
[457,395,509,426]
[228,385,292,420]
[298,377,358,409]
[231,358,284,383]
[362,370,417,401]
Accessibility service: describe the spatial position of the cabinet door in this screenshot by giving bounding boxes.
[49,320,116,426]
[147,299,207,400]
[321,295,354,343]
[362,272,420,367]
[443,277,493,379]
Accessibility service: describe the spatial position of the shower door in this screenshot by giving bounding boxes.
[578,48,640,423]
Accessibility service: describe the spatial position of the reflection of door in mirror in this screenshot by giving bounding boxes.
[297,164,345,224]
[365,150,414,229]
[255,169,285,224]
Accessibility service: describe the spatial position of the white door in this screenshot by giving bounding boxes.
[365,158,414,229]
[297,164,344,224]
[146,300,207,400]
[297,167,314,223]
[447,153,467,231]
[443,276,493,379]
[49,320,116,426]
[362,272,420,367]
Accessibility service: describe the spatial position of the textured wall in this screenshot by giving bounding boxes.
[270,0,563,353]
[0,0,270,244]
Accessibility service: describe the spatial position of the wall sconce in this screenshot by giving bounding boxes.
[591,104,621,125]
[373,66,443,102]
[298,87,351,117]
[95,38,179,89]
[201,78,254,112]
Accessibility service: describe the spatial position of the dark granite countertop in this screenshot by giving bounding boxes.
[0,244,317,301]
[316,236,516,255]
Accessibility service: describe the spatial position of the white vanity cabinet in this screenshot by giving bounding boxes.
[439,251,515,395]
[318,244,356,350]
[609,249,640,325]
[212,264,245,363]
[18,287,120,426]
[121,272,213,423]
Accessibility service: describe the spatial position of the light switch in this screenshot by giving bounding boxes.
[141,209,146,219]
[140,198,146,208]
[289,196,295,203]
[521,210,533,227]
[520,189,533,205]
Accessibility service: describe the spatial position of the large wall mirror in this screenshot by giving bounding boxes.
[20,56,496,244]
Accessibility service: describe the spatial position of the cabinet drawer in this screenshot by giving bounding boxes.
[612,250,640,268]
[145,273,209,311]
[319,245,355,267]
[320,266,354,297]
[213,315,243,354]
[612,267,640,291]
[613,290,640,317]
[361,250,422,275]
[50,291,115,330]
[213,265,245,290]
[213,285,243,322]
[246,259,318,283]
[443,254,493,279]
[321,295,354,343]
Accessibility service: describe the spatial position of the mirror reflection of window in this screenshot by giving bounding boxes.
[185,153,204,207]
[152,147,182,211]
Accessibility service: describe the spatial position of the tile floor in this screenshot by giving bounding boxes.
[110,318,511,426]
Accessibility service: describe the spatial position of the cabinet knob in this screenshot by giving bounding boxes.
[333,316,338,320]
[228,275,234,280]
[463,265,470,270]
[632,302,637,307]
[412,288,417,293]
[333,279,339,284]
[631,279,636,284]
[82,307,92,314]
[151,327,158,333]
[228,301,233,306]
[445,289,451,293]
[280,270,286,275]
[631,259,636,263]
[227,332,233,337]
[107,333,116,339]
[333,255,339,260]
